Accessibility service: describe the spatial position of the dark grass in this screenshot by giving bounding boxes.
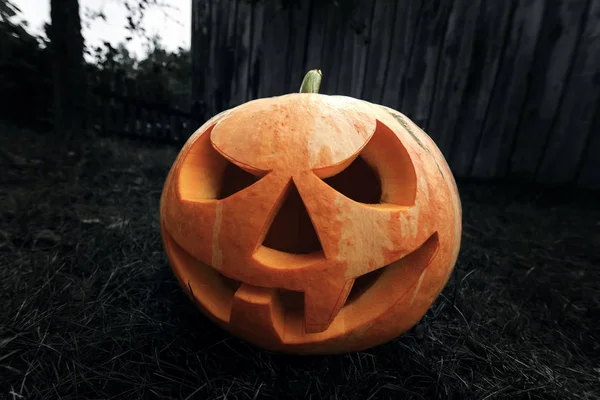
[1,125,599,400]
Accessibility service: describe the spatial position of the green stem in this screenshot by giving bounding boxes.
[299,69,322,94]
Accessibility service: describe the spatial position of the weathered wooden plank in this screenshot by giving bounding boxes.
[361,0,398,103]
[333,13,352,96]
[223,0,239,109]
[576,99,600,189]
[247,0,264,100]
[400,0,454,130]
[190,0,211,120]
[336,0,374,98]
[380,0,421,110]
[286,1,312,93]
[471,0,545,179]
[214,0,236,112]
[350,0,375,99]
[206,0,221,117]
[449,1,515,178]
[231,0,251,106]
[319,3,347,94]
[426,0,481,157]
[508,0,587,181]
[204,0,231,114]
[303,1,328,75]
[226,0,238,41]
[257,1,290,98]
[536,0,600,185]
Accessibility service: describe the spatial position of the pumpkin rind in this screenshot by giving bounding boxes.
[160,93,462,354]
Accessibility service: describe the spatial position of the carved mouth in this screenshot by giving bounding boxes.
[162,225,439,340]
[163,116,442,345]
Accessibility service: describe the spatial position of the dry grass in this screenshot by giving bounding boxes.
[0,125,598,400]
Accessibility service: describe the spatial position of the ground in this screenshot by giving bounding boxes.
[0,125,598,400]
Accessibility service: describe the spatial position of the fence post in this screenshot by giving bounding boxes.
[191,0,211,122]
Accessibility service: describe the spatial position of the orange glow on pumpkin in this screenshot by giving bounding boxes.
[160,72,462,354]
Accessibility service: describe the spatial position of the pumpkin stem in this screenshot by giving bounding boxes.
[299,69,322,94]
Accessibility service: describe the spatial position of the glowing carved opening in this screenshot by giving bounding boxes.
[177,125,264,202]
[217,162,259,200]
[262,182,323,255]
[322,156,382,204]
[314,120,417,207]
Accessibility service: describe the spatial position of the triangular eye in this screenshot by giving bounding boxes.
[177,125,264,202]
[317,120,417,207]
[217,162,260,200]
[322,156,382,204]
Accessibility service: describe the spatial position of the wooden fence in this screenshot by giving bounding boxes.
[191,0,600,189]
[86,69,202,144]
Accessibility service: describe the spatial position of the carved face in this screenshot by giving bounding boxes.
[160,94,462,354]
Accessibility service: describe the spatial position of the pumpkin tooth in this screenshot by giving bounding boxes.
[303,279,355,334]
[230,285,285,343]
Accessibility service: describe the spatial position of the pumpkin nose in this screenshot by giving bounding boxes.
[261,180,322,255]
[261,153,383,257]
[249,154,386,333]
[252,176,357,334]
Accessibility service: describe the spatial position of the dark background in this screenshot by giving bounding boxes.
[194,0,600,188]
[0,0,599,399]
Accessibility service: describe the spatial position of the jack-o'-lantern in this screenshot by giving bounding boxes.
[160,70,462,354]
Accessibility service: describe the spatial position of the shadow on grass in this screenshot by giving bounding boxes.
[0,126,599,399]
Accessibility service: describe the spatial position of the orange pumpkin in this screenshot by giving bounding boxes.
[160,70,462,354]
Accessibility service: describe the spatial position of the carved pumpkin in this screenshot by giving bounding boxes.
[160,70,462,354]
